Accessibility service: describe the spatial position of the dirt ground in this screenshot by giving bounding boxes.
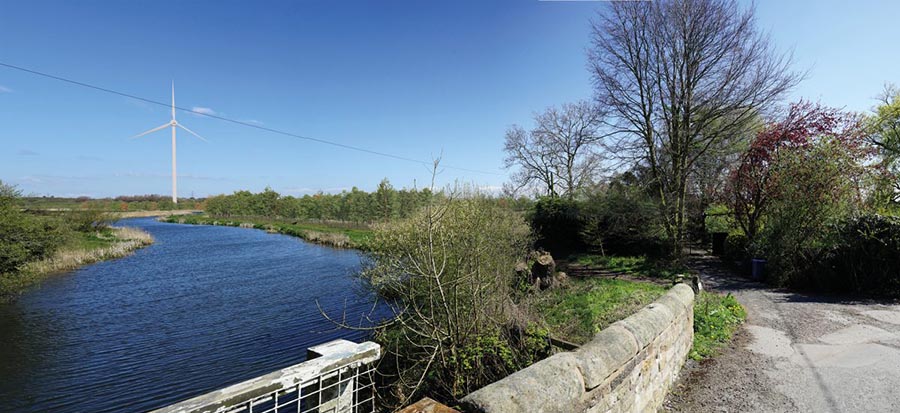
[663,254,900,412]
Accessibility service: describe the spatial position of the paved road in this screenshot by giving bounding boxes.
[665,254,900,412]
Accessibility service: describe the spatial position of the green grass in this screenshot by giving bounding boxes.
[690,291,747,360]
[166,215,374,249]
[70,229,117,251]
[531,278,667,344]
[569,254,691,280]
[573,254,646,270]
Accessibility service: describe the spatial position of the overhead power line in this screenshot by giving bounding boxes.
[0,61,502,176]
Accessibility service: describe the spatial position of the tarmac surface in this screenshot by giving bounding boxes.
[664,254,900,412]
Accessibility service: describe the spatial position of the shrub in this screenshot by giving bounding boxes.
[704,204,735,235]
[723,231,749,263]
[65,208,114,232]
[756,137,866,287]
[0,182,71,274]
[579,179,664,256]
[814,214,900,295]
[529,196,582,256]
[0,213,69,273]
[362,191,541,408]
[724,102,865,243]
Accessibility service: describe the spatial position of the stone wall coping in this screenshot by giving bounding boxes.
[460,283,695,413]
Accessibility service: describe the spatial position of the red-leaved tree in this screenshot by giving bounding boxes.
[724,101,867,242]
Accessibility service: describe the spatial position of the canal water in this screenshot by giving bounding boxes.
[0,218,387,412]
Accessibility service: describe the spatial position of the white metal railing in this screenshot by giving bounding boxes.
[150,339,381,413]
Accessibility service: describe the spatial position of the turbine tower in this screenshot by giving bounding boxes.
[131,82,207,204]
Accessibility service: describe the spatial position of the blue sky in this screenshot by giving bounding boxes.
[1,0,898,198]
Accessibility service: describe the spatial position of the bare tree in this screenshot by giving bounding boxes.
[589,0,801,254]
[503,124,559,197]
[503,101,606,198]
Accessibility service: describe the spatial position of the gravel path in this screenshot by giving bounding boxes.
[664,253,900,412]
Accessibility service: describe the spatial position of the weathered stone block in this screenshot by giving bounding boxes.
[614,302,674,348]
[461,353,584,413]
[668,283,695,308]
[575,324,639,389]
[655,293,688,319]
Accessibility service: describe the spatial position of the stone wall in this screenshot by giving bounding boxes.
[461,283,695,413]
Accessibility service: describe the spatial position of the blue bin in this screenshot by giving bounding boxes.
[751,258,767,281]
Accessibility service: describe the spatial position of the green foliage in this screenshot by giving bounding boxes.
[0,181,71,275]
[757,137,865,286]
[0,180,155,301]
[529,196,582,256]
[530,278,666,344]
[690,292,746,360]
[810,214,900,295]
[723,231,749,262]
[204,180,436,224]
[18,194,202,211]
[704,204,735,234]
[579,174,666,256]
[66,208,114,232]
[363,192,537,408]
[866,85,900,208]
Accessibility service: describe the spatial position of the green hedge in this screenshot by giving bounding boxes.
[814,214,900,296]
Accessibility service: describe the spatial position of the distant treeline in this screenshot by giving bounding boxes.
[205,179,532,224]
[20,195,203,211]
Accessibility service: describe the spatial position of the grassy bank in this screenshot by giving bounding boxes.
[528,278,668,344]
[1,226,154,302]
[554,253,746,360]
[690,291,746,360]
[162,215,372,249]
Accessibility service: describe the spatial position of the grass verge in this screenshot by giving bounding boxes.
[1,226,154,302]
[528,277,667,344]
[567,254,692,280]
[164,215,373,249]
[690,291,747,360]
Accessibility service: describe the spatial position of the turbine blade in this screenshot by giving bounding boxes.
[130,123,170,139]
[177,124,208,142]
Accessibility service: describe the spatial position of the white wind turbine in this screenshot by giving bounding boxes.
[131,82,207,204]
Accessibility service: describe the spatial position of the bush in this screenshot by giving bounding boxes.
[0,213,69,274]
[813,214,900,295]
[529,196,583,256]
[65,208,114,232]
[362,192,541,408]
[579,180,664,256]
[756,137,864,287]
[0,182,72,274]
[691,292,746,360]
[723,231,749,263]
